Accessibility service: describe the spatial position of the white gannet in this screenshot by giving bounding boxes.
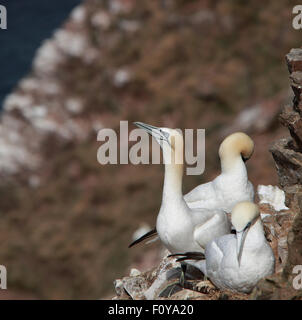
[171,201,275,293]
[129,131,254,248]
[184,132,254,212]
[132,122,230,259]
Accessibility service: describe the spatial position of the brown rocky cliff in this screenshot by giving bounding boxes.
[252,48,302,299]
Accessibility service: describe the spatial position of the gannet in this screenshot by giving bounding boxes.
[132,122,230,257]
[184,132,254,212]
[170,201,275,293]
[129,131,254,248]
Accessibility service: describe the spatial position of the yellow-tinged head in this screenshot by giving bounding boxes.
[219,132,254,162]
[231,201,260,232]
[134,122,184,164]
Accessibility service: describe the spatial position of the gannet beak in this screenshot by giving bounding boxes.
[236,227,249,267]
[134,122,169,143]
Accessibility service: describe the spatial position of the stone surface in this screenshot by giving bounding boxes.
[286,48,302,73]
[254,48,302,299]
[257,185,289,211]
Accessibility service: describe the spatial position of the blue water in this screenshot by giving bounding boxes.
[0,0,81,109]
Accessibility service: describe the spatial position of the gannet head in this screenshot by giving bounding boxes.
[219,132,254,163]
[134,122,183,163]
[231,201,260,266]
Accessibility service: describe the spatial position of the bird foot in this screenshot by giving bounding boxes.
[194,280,216,294]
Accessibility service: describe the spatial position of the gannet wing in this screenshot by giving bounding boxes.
[184,181,215,203]
[193,212,230,250]
[205,239,224,272]
[206,234,235,275]
[184,182,220,210]
[128,228,158,248]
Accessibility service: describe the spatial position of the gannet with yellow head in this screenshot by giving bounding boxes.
[170,201,275,293]
[133,122,230,259]
[184,132,254,212]
[129,131,254,248]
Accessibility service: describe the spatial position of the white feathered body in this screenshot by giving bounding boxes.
[185,160,254,213]
[200,219,275,293]
[156,196,230,254]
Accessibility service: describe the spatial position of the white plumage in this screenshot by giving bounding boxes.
[134,122,230,255]
[129,131,255,248]
[182,202,275,293]
[184,132,255,213]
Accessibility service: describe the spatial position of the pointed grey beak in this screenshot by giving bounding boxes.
[134,122,169,143]
[237,217,259,266]
[236,227,249,267]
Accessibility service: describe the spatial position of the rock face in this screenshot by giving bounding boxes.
[253,48,302,299]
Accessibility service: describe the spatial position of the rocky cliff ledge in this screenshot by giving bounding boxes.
[252,48,302,300]
[113,49,302,300]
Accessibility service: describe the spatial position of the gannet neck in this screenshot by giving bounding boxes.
[219,132,254,173]
[162,161,183,201]
[134,122,185,203]
[161,142,184,202]
[220,154,246,174]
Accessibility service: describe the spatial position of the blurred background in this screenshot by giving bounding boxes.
[0,0,300,299]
